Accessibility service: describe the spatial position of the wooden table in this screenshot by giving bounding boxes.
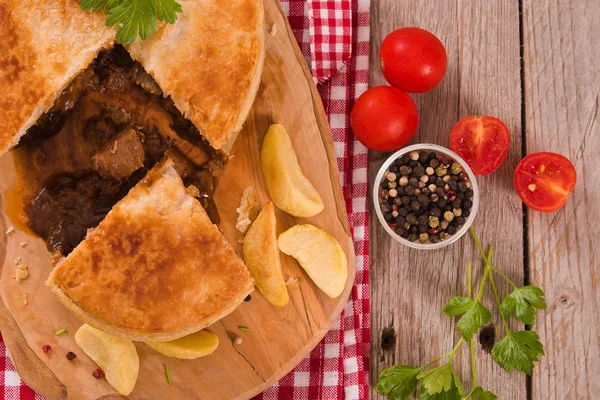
[369,1,599,399]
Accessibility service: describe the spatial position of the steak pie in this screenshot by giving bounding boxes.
[1,0,264,340]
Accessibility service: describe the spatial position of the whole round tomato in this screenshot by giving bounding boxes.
[449,116,511,176]
[350,86,418,152]
[380,27,447,93]
[514,152,576,212]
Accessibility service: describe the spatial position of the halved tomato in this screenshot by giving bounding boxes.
[514,152,576,212]
[449,116,510,175]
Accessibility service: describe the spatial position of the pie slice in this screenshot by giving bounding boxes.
[46,161,254,342]
[0,0,264,155]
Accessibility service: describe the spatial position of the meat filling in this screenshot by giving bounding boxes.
[19,46,225,256]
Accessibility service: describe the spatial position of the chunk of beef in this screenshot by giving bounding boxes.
[92,128,145,181]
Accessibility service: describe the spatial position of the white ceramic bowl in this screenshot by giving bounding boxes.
[373,144,479,250]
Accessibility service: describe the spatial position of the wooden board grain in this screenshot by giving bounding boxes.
[369,1,525,398]
[522,1,600,398]
[0,0,355,399]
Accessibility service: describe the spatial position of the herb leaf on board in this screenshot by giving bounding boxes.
[471,386,498,400]
[442,297,492,341]
[375,365,420,400]
[500,285,546,325]
[491,330,544,375]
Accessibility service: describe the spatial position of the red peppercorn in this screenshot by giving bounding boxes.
[66,351,76,361]
[42,345,52,354]
[447,190,457,201]
[92,369,104,379]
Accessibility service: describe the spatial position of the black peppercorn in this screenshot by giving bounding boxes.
[448,180,458,191]
[428,152,437,160]
[438,198,447,208]
[411,201,421,211]
[436,187,446,197]
[414,209,424,217]
[429,158,440,168]
[465,188,474,198]
[452,199,462,208]
[398,208,409,217]
[384,213,394,222]
[436,178,445,187]
[419,151,429,163]
[463,209,471,217]
[381,203,391,214]
[244,294,252,302]
[409,160,419,168]
[401,196,411,206]
[396,216,406,226]
[427,175,437,185]
[395,226,407,237]
[393,197,402,206]
[422,187,431,196]
[408,177,419,187]
[456,216,466,226]
[458,181,468,191]
[430,235,440,243]
[417,214,428,225]
[413,165,425,177]
[462,199,473,210]
[418,224,428,233]
[389,164,399,173]
[447,224,457,235]
[430,207,441,217]
[406,214,417,225]
[405,186,415,196]
[399,165,412,175]
[66,352,76,361]
[409,225,418,234]
[417,194,430,206]
[407,233,418,242]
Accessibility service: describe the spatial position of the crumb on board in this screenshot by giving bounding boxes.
[186,184,200,197]
[19,241,27,248]
[285,277,300,288]
[21,294,28,305]
[269,23,277,36]
[13,263,29,282]
[236,187,260,234]
[5,226,14,235]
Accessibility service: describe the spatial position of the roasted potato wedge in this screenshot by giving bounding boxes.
[145,330,219,359]
[75,324,139,396]
[243,201,289,306]
[277,224,348,298]
[261,124,324,217]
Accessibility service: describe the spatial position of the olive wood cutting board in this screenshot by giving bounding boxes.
[0,0,355,398]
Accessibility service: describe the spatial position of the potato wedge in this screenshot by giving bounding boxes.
[145,330,219,359]
[261,124,324,217]
[75,324,139,396]
[277,224,348,298]
[243,202,289,306]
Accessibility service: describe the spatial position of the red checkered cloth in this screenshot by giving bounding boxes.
[254,0,370,399]
[0,0,370,398]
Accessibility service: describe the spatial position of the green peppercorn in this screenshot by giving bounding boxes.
[450,162,462,175]
[435,165,447,176]
[429,215,440,228]
[419,233,429,243]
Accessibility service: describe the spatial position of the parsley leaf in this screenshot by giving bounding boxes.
[442,296,492,341]
[376,365,420,400]
[491,330,544,375]
[79,0,183,44]
[417,365,463,400]
[471,386,498,400]
[500,286,546,325]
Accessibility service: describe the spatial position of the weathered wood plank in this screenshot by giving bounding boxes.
[523,1,600,399]
[369,1,525,398]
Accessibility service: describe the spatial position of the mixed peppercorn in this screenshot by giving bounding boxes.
[379,150,474,244]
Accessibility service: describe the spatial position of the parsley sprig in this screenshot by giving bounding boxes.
[79,0,183,45]
[376,227,546,399]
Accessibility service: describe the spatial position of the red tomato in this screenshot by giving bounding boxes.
[514,152,576,212]
[350,86,418,152]
[449,116,511,176]
[380,27,447,93]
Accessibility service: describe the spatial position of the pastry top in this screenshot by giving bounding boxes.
[128,0,265,151]
[46,162,254,342]
[0,0,265,154]
[0,0,115,154]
